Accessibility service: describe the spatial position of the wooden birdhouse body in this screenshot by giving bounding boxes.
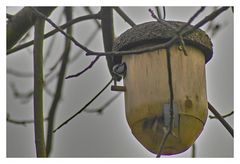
[111,21,213,155]
[122,45,208,154]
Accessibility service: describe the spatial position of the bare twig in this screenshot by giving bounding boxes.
[156,127,170,158]
[181,7,205,31]
[46,7,72,156]
[30,7,94,54]
[69,27,100,62]
[162,7,166,20]
[150,7,205,57]
[84,93,121,114]
[149,8,188,56]
[148,8,175,31]
[65,56,100,79]
[191,143,196,157]
[83,7,101,28]
[7,114,48,126]
[9,72,57,104]
[28,7,229,59]
[209,111,233,119]
[101,7,116,79]
[7,7,55,50]
[53,78,113,133]
[33,14,46,157]
[7,68,33,78]
[208,102,233,137]
[43,9,64,65]
[86,7,228,57]
[9,82,33,103]
[7,11,100,55]
[155,7,162,19]
[184,7,229,35]
[113,7,136,27]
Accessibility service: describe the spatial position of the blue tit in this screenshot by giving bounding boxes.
[112,62,127,80]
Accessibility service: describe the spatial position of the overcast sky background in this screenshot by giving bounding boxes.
[6,6,233,157]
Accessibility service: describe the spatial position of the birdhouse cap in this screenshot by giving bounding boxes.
[113,21,213,63]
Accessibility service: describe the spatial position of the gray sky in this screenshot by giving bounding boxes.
[6,7,233,157]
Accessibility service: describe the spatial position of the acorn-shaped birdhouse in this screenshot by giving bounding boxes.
[110,21,213,155]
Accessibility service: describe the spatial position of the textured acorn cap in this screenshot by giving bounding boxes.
[113,21,213,63]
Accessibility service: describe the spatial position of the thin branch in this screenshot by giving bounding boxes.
[156,127,169,158]
[53,78,113,133]
[65,56,100,79]
[9,82,33,103]
[209,111,233,119]
[14,7,228,60]
[45,55,63,77]
[148,8,175,31]
[149,8,188,56]
[149,7,205,57]
[46,7,72,157]
[83,7,101,28]
[7,11,100,55]
[84,93,121,114]
[113,7,136,27]
[33,14,46,157]
[7,68,33,78]
[7,114,48,126]
[178,7,205,33]
[155,7,162,19]
[101,7,115,79]
[162,7,166,20]
[69,27,100,62]
[9,72,57,104]
[156,48,174,158]
[30,7,94,54]
[7,7,56,50]
[27,7,229,59]
[208,102,233,137]
[86,7,228,57]
[156,48,174,157]
[184,7,229,35]
[191,143,196,158]
[44,9,64,65]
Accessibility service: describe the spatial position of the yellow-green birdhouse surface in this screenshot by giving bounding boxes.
[111,21,213,155]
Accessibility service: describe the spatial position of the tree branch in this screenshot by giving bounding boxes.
[69,27,100,62]
[184,7,229,35]
[7,68,33,78]
[65,56,100,79]
[46,7,72,157]
[33,14,46,157]
[53,78,113,133]
[113,7,136,27]
[209,111,233,119]
[86,7,229,57]
[83,7,101,28]
[7,7,55,50]
[7,114,48,126]
[101,7,116,79]
[191,143,196,157]
[7,11,101,55]
[84,93,121,114]
[30,7,94,54]
[208,102,233,137]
